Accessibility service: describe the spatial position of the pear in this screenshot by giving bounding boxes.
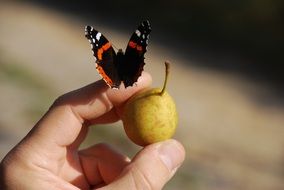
[122,62,178,146]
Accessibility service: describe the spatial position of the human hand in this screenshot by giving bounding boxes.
[0,73,185,190]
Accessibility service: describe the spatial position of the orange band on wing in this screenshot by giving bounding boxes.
[102,42,111,50]
[97,42,111,60]
[96,64,113,87]
[97,49,103,60]
[128,41,137,48]
[128,41,143,51]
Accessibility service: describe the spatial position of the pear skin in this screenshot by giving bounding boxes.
[122,62,178,146]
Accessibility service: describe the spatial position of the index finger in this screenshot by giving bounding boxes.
[26,72,152,148]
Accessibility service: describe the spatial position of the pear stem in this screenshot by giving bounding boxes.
[160,61,170,95]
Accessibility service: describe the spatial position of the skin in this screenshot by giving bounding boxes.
[0,72,185,190]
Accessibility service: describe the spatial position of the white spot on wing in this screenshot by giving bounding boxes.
[135,29,141,37]
[96,32,101,41]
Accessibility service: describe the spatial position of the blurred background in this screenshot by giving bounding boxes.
[1,1,284,189]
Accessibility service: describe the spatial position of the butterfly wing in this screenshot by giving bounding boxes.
[85,25,121,88]
[121,20,152,87]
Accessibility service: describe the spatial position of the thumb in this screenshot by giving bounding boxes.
[103,139,185,190]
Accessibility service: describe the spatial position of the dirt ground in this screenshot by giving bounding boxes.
[1,2,284,190]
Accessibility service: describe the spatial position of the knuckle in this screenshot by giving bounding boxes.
[127,164,160,190]
[52,93,68,107]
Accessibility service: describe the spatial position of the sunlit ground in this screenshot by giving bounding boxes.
[0,2,284,190]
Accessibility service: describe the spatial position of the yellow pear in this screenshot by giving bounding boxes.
[122,62,178,146]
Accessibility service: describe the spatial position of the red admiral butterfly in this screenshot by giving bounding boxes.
[85,20,151,89]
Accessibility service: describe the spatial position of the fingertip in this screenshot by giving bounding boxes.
[135,139,185,172]
[106,72,152,106]
[107,139,185,190]
[138,72,152,87]
[156,139,185,171]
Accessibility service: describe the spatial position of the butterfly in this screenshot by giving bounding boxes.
[85,20,151,88]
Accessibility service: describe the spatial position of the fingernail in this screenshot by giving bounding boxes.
[157,140,184,171]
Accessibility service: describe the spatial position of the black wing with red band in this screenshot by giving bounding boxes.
[122,20,151,87]
[85,25,121,88]
[85,20,151,89]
